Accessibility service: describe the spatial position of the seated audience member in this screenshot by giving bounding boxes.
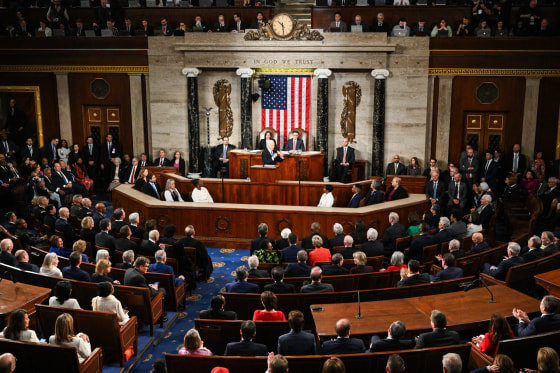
[338,235,356,260]
[62,251,91,282]
[391,17,411,36]
[322,253,349,276]
[527,347,560,373]
[468,194,494,230]
[41,252,63,277]
[396,259,429,287]
[179,329,212,356]
[280,233,301,263]
[72,240,89,264]
[317,184,334,207]
[3,212,17,235]
[512,295,560,337]
[482,242,525,280]
[275,228,291,252]
[225,266,260,293]
[49,235,71,258]
[49,313,91,363]
[277,310,316,356]
[91,282,129,325]
[350,251,372,274]
[455,15,473,36]
[448,209,467,239]
[80,216,96,249]
[115,250,135,270]
[434,217,455,244]
[95,218,116,260]
[247,255,270,278]
[149,249,185,286]
[309,236,331,266]
[466,213,484,236]
[431,18,452,37]
[406,222,434,263]
[329,12,347,32]
[471,313,513,358]
[253,241,279,265]
[199,294,237,320]
[110,208,127,234]
[424,203,441,229]
[191,179,213,203]
[475,20,492,37]
[329,223,345,248]
[224,320,268,356]
[441,353,462,373]
[230,13,248,33]
[521,235,543,262]
[414,310,460,348]
[430,253,463,282]
[382,212,407,256]
[521,170,539,194]
[302,222,331,252]
[472,354,515,373]
[369,320,414,352]
[435,239,464,267]
[0,238,17,267]
[129,212,144,239]
[134,167,149,191]
[502,175,521,203]
[406,212,421,236]
[351,220,367,245]
[364,180,384,206]
[164,179,184,202]
[470,232,490,254]
[92,259,118,284]
[14,218,48,250]
[49,280,81,309]
[92,203,106,231]
[14,250,39,272]
[253,291,286,321]
[346,184,362,208]
[320,318,366,355]
[284,250,312,278]
[384,251,407,272]
[264,266,296,294]
[250,223,275,255]
[191,15,210,32]
[268,354,289,373]
[371,12,391,35]
[541,231,558,257]
[139,229,162,257]
[124,256,167,303]
[55,207,80,246]
[300,266,334,293]
[95,249,110,264]
[359,228,384,258]
[0,309,40,343]
[116,225,138,252]
[386,354,406,373]
[142,173,162,200]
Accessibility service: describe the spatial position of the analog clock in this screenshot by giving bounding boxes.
[271,13,295,40]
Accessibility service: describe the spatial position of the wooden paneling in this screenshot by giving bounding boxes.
[536,78,560,162]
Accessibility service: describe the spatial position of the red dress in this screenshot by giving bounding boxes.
[253,310,286,321]
[73,164,92,186]
[386,264,407,272]
[309,247,331,266]
[478,331,514,357]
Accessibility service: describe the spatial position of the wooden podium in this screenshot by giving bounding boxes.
[229,150,324,182]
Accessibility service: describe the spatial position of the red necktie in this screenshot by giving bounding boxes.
[293,140,296,150]
[468,159,472,178]
[342,147,347,164]
[52,145,55,161]
[160,159,163,166]
[129,166,136,183]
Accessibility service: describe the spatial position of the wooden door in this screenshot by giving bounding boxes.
[464,112,506,152]
[83,105,128,149]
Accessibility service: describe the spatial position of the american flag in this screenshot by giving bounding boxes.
[261,75,311,148]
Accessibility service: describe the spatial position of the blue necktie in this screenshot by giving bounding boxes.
[152,183,158,195]
[433,182,437,199]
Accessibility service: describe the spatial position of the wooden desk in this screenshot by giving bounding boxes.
[311,284,540,341]
[535,268,560,298]
[229,151,324,182]
[0,281,51,329]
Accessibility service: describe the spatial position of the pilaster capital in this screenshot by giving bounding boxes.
[236,68,255,78]
[314,69,332,79]
[182,68,201,77]
[371,69,390,80]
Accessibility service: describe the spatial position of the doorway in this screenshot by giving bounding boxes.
[464,112,506,152]
[83,105,127,148]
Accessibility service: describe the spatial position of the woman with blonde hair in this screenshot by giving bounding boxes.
[40,252,63,277]
[92,259,119,284]
[49,313,91,363]
[134,167,149,191]
[253,291,286,321]
[79,216,96,249]
[0,309,40,343]
[164,178,184,202]
[178,328,212,356]
[72,240,89,264]
[350,251,373,274]
[472,354,515,373]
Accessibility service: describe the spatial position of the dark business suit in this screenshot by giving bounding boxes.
[321,337,366,355]
[516,313,560,337]
[485,256,525,281]
[123,165,140,184]
[300,281,334,293]
[199,309,237,320]
[414,328,460,348]
[335,146,355,183]
[283,138,305,152]
[20,145,39,163]
[62,265,91,282]
[347,192,362,208]
[322,264,349,276]
[110,220,127,235]
[447,180,468,214]
[115,237,138,252]
[250,236,275,256]
[359,240,384,258]
[363,190,383,206]
[264,281,296,294]
[225,280,260,293]
[480,159,499,188]
[81,143,100,179]
[41,143,58,165]
[153,157,172,167]
[476,204,494,230]
[0,251,18,267]
[262,149,283,166]
[369,336,414,352]
[18,261,40,273]
[248,268,269,278]
[142,181,162,199]
[329,234,345,248]
[504,152,528,176]
[278,330,316,355]
[214,144,236,176]
[224,339,268,356]
[470,241,490,254]
[407,234,435,262]
[124,267,162,299]
[386,186,408,201]
[386,162,406,176]
[55,218,78,245]
[338,246,356,260]
[284,262,312,278]
[95,231,116,261]
[229,20,248,33]
[425,179,446,204]
[138,240,159,257]
[371,22,391,35]
[275,238,289,252]
[434,228,456,245]
[430,266,464,282]
[280,244,302,263]
[396,273,430,287]
[382,223,407,256]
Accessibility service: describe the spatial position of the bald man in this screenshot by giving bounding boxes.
[320,318,366,354]
[0,353,16,372]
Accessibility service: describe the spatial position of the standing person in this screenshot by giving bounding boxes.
[214,137,236,178]
[57,139,70,165]
[172,151,186,176]
[335,137,355,183]
[100,134,121,189]
[406,156,422,176]
[81,136,99,187]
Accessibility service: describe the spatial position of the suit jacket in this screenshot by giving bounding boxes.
[264,281,296,294]
[370,22,391,35]
[382,223,407,255]
[476,204,494,230]
[212,23,230,32]
[284,262,312,278]
[51,170,71,190]
[369,336,414,352]
[41,143,58,165]
[123,165,140,184]
[160,25,173,36]
[491,256,525,281]
[55,218,78,245]
[300,281,334,293]
[100,142,121,166]
[214,144,236,162]
[347,192,362,208]
[363,190,383,206]
[81,144,99,165]
[278,330,316,355]
[142,181,162,199]
[335,146,355,167]
[415,329,460,348]
[94,231,116,260]
[262,149,283,166]
[149,261,183,286]
[396,273,430,287]
[329,21,348,32]
[447,181,468,209]
[280,244,302,263]
[470,241,490,255]
[138,240,159,257]
[480,159,499,188]
[124,267,158,298]
[504,152,528,175]
[431,266,464,282]
[191,20,211,32]
[517,314,560,337]
[224,340,268,356]
[62,265,91,282]
[321,337,366,354]
[338,246,356,260]
[110,220,127,235]
[248,268,270,278]
[321,264,349,276]
[225,280,259,293]
[521,248,544,263]
[459,154,481,183]
[18,261,40,273]
[408,234,436,262]
[230,20,248,32]
[20,145,39,163]
[434,228,456,245]
[360,240,384,258]
[386,186,408,201]
[329,234,345,248]
[302,233,331,251]
[115,238,138,252]
[250,237,275,256]
[130,225,144,239]
[199,309,237,320]
[386,162,406,176]
[153,157,172,167]
[425,179,446,203]
[283,138,305,152]
[0,251,18,267]
[275,238,290,252]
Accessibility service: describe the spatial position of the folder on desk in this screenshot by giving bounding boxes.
[351,25,363,32]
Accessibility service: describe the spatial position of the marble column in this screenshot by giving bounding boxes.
[314,69,332,180]
[55,72,73,142]
[129,73,145,156]
[182,68,201,178]
[236,68,254,149]
[522,76,541,161]
[144,74,152,153]
[435,76,454,166]
[371,69,390,177]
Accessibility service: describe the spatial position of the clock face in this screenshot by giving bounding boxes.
[271,13,295,38]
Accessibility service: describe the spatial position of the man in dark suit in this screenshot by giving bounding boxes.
[322,253,349,276]
[199,294,237,320]
[148,250,185,286]
[447,172,468,216]
[0,238,18,267]
[283,130,305,151]
[262,139,284,166]
[411,19,429,36]
[115,226,138,253]
[369,321,414,352]
[386,154,406,176]
[471,194,494,230]
[396,260,430,287]
[230,13,248,33]
[41,137,59,166]
[280,233,302,263]
[512,296,560,337]
[302,222,331,252]
[329,12,347,32]
[128,212,144,239]
[248,255,269,278]
[329,223,345,248]
[335,137,355,183]
[123,157,140,184]
[174,225,213,281]
[470,232,490,254]
[349,15,369,31]
[81,136,99,183]
[320,318,367,354]
[382,212,407,257]
[249,11,267,29]
[250,223,275,255]
[55,207,79,246]
[191,15,211,32]
[142,173,162,200]
[20,137,39,163]
[482,242,525,281]
[124,256,167,304]
[459,146,481,187]
[540,178,560,216]
[540,231,558,257]
[278,310,316,355]
[504,143,527,183]
[3,211,17,235]
[347,184,362,208]
[300,267,334,293]
[110,208,127,234]
[95,218,116,261]
[225,266,260,293]
[224,321,268,356]
[521,235,544,263]
[338,235,356,260]
[214,136,236,178]
[264,266,296,294]
[114,249,135,270]
[434,217,456,244]
[139,230,161,257]
[15,249,40,272]
[425,169,446,207]
[406,222,434,263]
[284,250,312,278]
[138,153,151,168]
[212,14,230,32]
[62,251,91,282]
[435,240,464,268]
[414,310,460,348]
[370,12,391,35]
[100,133,121,188]
[153,149,172,167]
[123,17,135,35]
[360,228,384,258]
[160,17,173,36]
[480,150,499,189]
[430,253,463,282]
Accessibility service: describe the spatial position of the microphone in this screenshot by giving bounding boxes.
[355,276,363,319]
[462,272,495,303]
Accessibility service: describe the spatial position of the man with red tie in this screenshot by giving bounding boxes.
[154,149,171,167]
[283,130,305,152]
[335,137,355,183]
[160,17,173,36]
[139,153,151,168]
[125,157,140,184]
[41,137,59,166]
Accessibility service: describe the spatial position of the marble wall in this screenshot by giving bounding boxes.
[148,33,429,177]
